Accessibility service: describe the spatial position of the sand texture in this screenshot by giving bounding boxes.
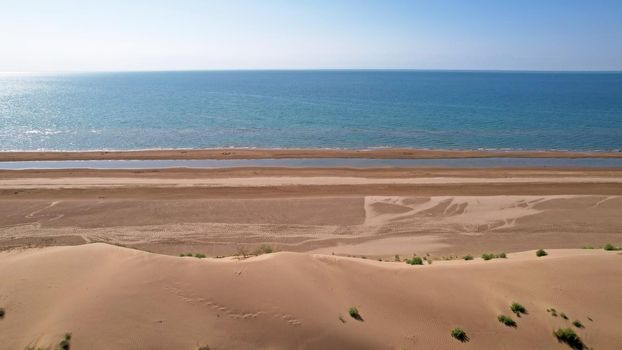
[0,244,620,349]
[1,165,621,349]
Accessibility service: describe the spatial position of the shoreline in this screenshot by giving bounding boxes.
[2,147,622,162]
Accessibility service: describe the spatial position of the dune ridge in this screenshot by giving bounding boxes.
[0,244,620,349]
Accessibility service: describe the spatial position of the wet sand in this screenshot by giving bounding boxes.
[2,147,622,162]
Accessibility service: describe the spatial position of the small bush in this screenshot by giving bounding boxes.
[536,249,548,257]
[348,307,362,321]
[497,314,517,327]
[572,320,584,328]
[197,346,210,350]
[58,333,72,350]
[604,243,620,251]
[496,252,507,259]
[510,302,527,316]
[254,244,274,255]
[463,255,474,260]
[451,327,469,342]
[237,246,250,258]
[194,253,206,259]
[482,253,494,260]
[406,256,423,265]
[553,328,585,349]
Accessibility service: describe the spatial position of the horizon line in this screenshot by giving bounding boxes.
[2,68,622,75]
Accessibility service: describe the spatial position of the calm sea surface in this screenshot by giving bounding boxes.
[1,71,621,151]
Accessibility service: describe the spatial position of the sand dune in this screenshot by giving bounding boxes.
[0,244,620,349]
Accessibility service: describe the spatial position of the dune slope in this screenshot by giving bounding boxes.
[0,244,620,350]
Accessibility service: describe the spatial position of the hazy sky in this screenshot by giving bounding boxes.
[1,0,621,72]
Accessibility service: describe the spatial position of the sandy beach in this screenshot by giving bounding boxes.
[1,158,622,349]
[1,166,621,256]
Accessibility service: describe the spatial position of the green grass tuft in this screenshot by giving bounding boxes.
[604,243,620,251]
[405,256,423,265]
[254,244,274,255]
[348,307,362,321]
[463,254,474,260]
[553,328,585,349]
[194,253,206,259]
[482,252,507,260]
[510,302,527,316]
[536,248,548,257]
[572,320,584,328]
[58,333,72,350]
[450,327,469,342]
[497,314,517,327]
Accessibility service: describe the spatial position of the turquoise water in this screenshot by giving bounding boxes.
[1,71,621,151]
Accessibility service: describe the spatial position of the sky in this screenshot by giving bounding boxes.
[1,0,621,72]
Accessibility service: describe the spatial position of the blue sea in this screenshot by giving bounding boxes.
[1,70,621,151]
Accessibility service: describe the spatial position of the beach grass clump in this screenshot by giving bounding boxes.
[482,253,495,261]
[463,254,474,260]
[237,246,250,259]
[553,328,585,349]
[481,252,507,260]
[254,244,274,256]
[197,346,210,350]
[348,307,362,321]
[510,302,527,316]
[497,314,517,328]
[572,320,584,328]
[450,327,469,342]
[405,256,423,265]
[536,248,548,257]
[179,253,194,257]
[604,243,621,251]
[58,333,72,350]
[194,253,206,259]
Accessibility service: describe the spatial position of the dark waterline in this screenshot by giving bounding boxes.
[2,157,622,170]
